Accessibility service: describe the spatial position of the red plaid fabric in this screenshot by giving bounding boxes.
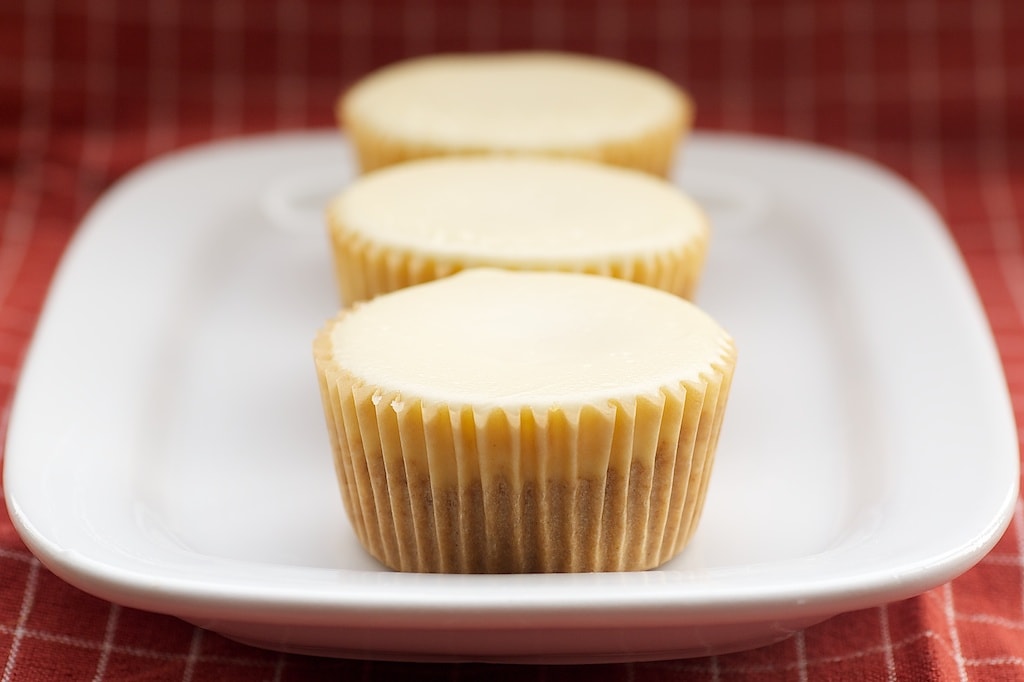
[2,0,1023,679]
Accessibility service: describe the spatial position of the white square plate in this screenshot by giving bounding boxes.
[4,131,1018,663]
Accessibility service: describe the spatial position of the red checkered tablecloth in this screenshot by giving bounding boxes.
[2,0,1023,679]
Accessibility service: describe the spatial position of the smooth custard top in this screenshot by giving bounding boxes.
[330,156,708,262]
[341,52,687,150]
[326,269,733,409]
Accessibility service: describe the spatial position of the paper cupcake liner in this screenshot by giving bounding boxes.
[314,329,736,573]
[341,106,691,179]
[327,219,709,305]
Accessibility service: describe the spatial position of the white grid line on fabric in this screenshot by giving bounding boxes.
[531,0,563,49]
[91,604,120,682]
[276,0,309,129]
[14,57,1024,103]
[0,0,53,314]
[961,612,1024,630]
[879,604,898,681]
[978,6,1024,515]
[965,656,1024,669]
[982,554,1024,568]
[703,655,720,682]
[943,582,969,681]
[1,559,40,682]
[782,0,815,139]
[0,547,34,564]
[76,0,116,215]
[181,627,204,682]
[794,629,809,682]
[48,1,1006,36]
[270,652,286,682]
[0,621,277,669]
[843,0,876,155]
[144,0,179,156]
[906,0,946,214]
[211,0,245,139]
[974,2,1018,253]
[720,0,753,131]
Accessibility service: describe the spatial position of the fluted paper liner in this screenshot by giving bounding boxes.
[327,216,708,305]
[314,325,736,574]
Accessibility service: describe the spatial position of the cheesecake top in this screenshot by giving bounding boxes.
[341,52,688,150]
[330,156,708,264]
[322,269,734,409]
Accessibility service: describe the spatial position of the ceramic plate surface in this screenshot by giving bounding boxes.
[4,131,1018,663]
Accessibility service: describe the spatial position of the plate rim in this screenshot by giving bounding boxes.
[3,129,1018,639]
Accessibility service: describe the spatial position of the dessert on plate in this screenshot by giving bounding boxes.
[313,269,736,573]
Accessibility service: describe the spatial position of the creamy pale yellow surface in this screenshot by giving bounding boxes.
[339,52,690,175]
[332,156,707,262]
[342,52,686,150]
[327,157,710,303]
[327,269,727,408]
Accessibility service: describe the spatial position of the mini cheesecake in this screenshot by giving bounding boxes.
[339,51,692,176]
[313,269,736,573]
[327,156,710,304]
